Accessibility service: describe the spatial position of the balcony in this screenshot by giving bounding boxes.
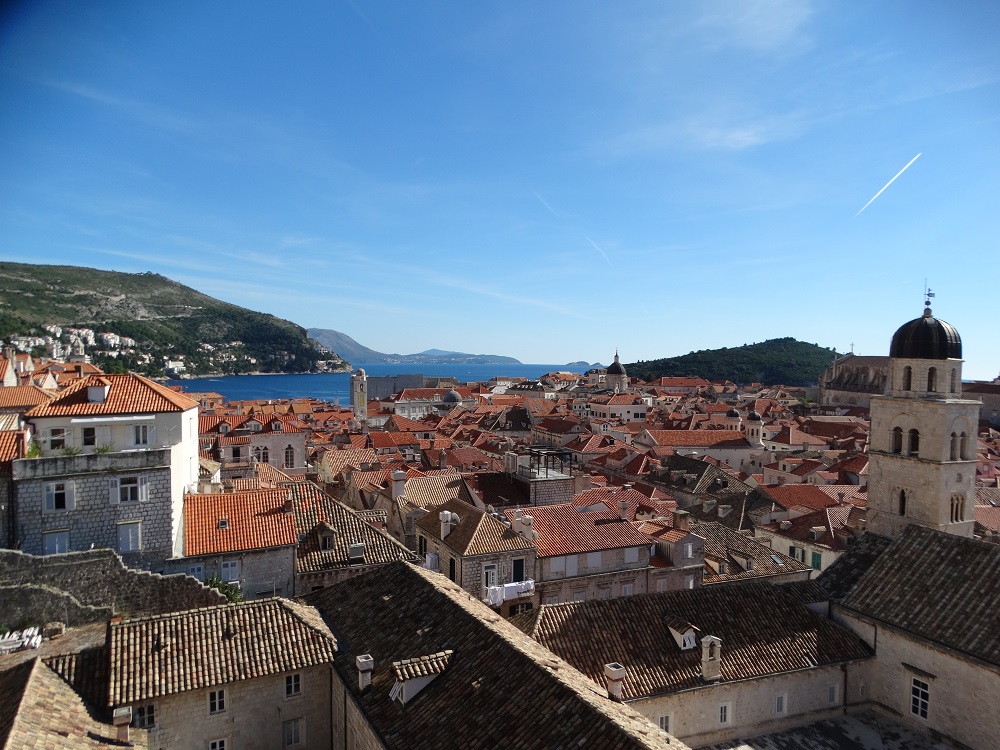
[13,448,172,480]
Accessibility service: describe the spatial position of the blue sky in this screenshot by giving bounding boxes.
[1,1,998,377]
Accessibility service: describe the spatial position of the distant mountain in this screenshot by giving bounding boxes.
[628,338,839,387]
[0,262,347,377]
[565,361,604,369]
[308,328,522,365]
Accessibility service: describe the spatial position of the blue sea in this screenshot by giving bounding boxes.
[168,363,572,406]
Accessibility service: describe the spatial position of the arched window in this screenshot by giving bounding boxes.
[960,432,971,460]
[898,490,907,516]
[908,429,920,457]
[951,494,966,523]
[950,433,959,461]
[892,427,903,454]
[950,368,958,394]
[927,367,937,393]
[902,366,912,391]
[284,445,295,468]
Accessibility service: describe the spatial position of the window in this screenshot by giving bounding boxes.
[775,694,786,715]
[951,494,966,524]
[908,429,920,457]
[892,426,903,454]
[550,556,565,574]
[417,536,426,555]
[950,432,960,461]
[47,427,67,450]
[448,557,456,582]
[510,602,533,615]
[950,368,958,393]
[285,673,301,697]
[685,575,695,589]
[719,703,731,725]
[587,551,601,568]
[321,534,334,551]
[44,482,74,511]
[118,521,141,553]
[260,447,269,464]
[658,715,671,733]
[624,547,639,564]
[927,367,937,392]
[133,425,149,446]
[221,560,239,582]
[621,583,634,596]
[232,446,241,460]
[209,689,226,714]
[134,704,155,729]
[811,551,822,570]
[208,740,226,750]
[572,591,586,602]
[512,558,525,582]
[283,718,302,746]
[684,542,693,559]
[83,427,97,447]
[902,366,912,391]
[42,530,69,555]
[114,476,147,503]
[189,564,204,580]
[284,445,295,468]
[828,684,839,705]
[911,677,929,719]
[898,490,907,516]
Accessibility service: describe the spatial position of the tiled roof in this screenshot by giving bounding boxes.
[762,484,852,511]
[835,525,1000,666]
[0,658,148,748]
[416,498,535,556]
[286,482,420,574]
[392,650,453,681]
[304,562,683,750]
[511,583,871,700]
[642,429,749,448]
[692,521,811,582]
[319,448,380,477]
[0,384,57,410]
[108,599,337,705]
[815,532,893,601]
[0,431,24,471]
[25,374,197,417]
[397,474,475,511]
[184,489,298,555]
[507,502,653,558]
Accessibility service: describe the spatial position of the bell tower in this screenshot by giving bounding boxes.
[867,298,979,539]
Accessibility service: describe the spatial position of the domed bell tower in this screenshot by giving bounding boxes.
[867,298,979,539]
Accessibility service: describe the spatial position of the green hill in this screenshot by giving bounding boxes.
[629,338,839,386]
[0,262,347,377]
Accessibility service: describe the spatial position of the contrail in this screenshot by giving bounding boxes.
[856,152,922,216]
[584,235,611,264]
[534,191,559,217]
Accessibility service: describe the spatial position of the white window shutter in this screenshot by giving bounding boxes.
[108,477,118,504]
[149,425,157,445]
[66,482,76,511]
[139,475,149,502]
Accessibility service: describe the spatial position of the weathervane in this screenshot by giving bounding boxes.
[923,280,935,311]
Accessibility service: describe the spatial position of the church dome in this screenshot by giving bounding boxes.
[726,407,740,418]
[889,306,961,360]
[443,389,463,403]
[747,410,762,422]
[607,352,626,375]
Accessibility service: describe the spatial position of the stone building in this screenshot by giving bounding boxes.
[818,353,889,408]
[13,374,200,568]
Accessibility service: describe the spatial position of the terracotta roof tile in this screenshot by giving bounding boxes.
[26,374,197,417]
[184,489,298,555]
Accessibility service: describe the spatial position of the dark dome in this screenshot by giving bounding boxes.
[606,361,625,375]
[726,407,741,418]
[442,389,463,403]
[889,308,961,360]
[747,410,762,422]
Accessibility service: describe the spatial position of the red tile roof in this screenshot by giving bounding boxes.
[184,489,298,555]
[26,374,197,417]
[507,502,652,558]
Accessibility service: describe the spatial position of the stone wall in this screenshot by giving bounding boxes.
[0,548,226,626]
[0,582,111,629]
[14,455,176,562]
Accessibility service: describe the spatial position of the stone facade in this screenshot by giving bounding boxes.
[163,544,297,599]
[631,664,855,746]
[536,546,652,604]
[129,666,330,750]
[13,450,175,565]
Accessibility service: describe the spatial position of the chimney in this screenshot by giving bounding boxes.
[701,635,722,682]
[604,662,626,701]
[439,510,458,538]
[513,508,523,534]
[391,470,407,498]
[356,654,374,691]
[837,492,846,505]
[619,498,629,521]
[802,441,809,452]
[112,707,132,745]
[283,491,294,513]
[439,450,448,469]
[521,515,537,541]
[673,509,690,531]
